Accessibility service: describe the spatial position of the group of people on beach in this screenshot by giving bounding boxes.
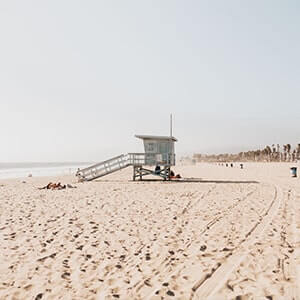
[220,163,244,169]
[39,182,67,190]
[39,182,78,190]
[39,182,77,190]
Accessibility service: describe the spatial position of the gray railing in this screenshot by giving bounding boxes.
[128,153,175,166]
[76,154,130,181]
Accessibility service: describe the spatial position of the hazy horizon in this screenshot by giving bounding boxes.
[1,1,299,162]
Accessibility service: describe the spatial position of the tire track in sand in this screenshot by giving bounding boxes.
[192,184,282,300]
[284,189,300,300]
[97,185,217,299]
[138,185,259,299]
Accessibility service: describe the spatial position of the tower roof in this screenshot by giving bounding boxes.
[135,135,177,142]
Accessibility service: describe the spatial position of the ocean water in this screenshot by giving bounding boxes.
[0,162,91,179]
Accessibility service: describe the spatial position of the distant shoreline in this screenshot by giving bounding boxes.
[0,162,91,179]
[0,162,92,169]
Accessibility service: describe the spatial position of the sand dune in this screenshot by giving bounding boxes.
[0,163,299,299]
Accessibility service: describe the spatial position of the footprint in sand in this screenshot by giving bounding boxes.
[166,290,175,296]
[35,293,43,300]
[61,272,71,279]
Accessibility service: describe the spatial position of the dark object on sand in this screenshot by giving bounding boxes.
[290,167,297,177]
[154,165,161,174]
[200,245,207,251]
[39,182,66,190]
[230,163,233,167]
[170,171,181,179]
[240,164,243,169]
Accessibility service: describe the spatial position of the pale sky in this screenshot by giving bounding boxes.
[1,1,299,162]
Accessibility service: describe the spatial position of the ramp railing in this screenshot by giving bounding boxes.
[76,154,130,181]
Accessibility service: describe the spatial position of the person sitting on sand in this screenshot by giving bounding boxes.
[169,171,181,179]
[154,165,161,175]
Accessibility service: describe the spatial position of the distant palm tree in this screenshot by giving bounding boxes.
[265,146,272,161]
[287,144,291,161]
[292,150,296,162]
[297,144,300,160]
[253,150,260,161]
[277,144,280,161]
[283,145,287,161]
[271,144,276,161]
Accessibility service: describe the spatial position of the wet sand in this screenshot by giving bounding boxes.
[0,163,299,299]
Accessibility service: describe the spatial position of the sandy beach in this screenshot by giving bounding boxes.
[0,163,299,299]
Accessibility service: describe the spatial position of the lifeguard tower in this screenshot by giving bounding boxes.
[132,135,177,180]
[76,134,177,181]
